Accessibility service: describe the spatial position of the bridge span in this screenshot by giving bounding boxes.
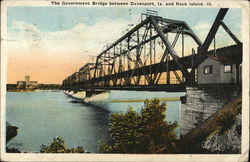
[62,8,242,92]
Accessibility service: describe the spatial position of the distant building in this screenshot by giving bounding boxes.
[16,81,26,89]
[197,56,241,84]
[25,81,38,89]
[17,76,38,89]
[25,75,30,82]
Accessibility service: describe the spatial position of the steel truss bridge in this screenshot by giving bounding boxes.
[62,8,242,92]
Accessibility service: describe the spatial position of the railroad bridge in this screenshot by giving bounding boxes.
[62,8,242,93]
[62,8,242,137]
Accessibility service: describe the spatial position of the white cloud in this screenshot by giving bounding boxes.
[12,16,237,63]
[7,16,141,61]
[194,22,210,31]
[193,22,211,43]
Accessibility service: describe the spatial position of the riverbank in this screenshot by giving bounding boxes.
[111,97,180,103]
[7,89,37,92]
[7,84,61,92]
[7,89,62,92]
[6,122,18,143]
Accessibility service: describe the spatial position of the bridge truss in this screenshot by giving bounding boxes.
[62,8,242,92]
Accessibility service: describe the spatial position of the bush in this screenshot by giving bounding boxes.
[40,136,84,153]
[6,146,21,153]
[99,98,178,153]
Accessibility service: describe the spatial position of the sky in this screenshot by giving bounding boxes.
[6,7,242,84]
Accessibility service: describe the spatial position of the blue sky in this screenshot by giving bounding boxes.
[7,7,242,34]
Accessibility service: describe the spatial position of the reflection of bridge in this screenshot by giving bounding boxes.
[62,8,242,92]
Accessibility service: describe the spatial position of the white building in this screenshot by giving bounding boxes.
[197,56,241,84]
[17,76,38,89]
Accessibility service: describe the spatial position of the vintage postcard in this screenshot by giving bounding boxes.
[1,0,249,161]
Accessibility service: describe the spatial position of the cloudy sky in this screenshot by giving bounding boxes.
[6,7,242,84]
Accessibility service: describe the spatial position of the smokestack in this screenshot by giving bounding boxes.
[25,75,30,82]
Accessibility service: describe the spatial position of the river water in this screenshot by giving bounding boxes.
[6,90,185,153]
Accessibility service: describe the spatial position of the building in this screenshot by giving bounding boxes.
[25,75,30,82]
[197,56,241,84]
[17,76,38,89]
[25,81,38,89]
[16,81,26,89]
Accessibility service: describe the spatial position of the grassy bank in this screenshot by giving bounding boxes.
[111,97,180,103]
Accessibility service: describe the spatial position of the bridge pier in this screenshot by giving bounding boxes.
[85,89,107,97]
[180,84,241,137]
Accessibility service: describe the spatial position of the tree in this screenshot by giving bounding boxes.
[99,99,178,153]
[40,136,84,153]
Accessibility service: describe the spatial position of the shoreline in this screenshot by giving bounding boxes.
[64,90,182,115]
[64,90,181,103]
[63,91,110,112]
[7,89,62,92]
[111,97,180,103]
[6,122,18,143]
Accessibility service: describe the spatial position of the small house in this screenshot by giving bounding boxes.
[197,56,241,84]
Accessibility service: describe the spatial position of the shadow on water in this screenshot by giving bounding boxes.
[69,98,112,150]
[69,99,110,114]
[69,98,111,130]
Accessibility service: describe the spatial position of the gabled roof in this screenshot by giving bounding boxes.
[207,55,237,64]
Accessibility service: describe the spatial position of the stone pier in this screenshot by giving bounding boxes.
[180,84,241,137]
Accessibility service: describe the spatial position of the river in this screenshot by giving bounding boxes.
[6,90,185,153]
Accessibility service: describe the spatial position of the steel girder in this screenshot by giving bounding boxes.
[188,8,242,84]
[62,8,242,91]
[199,8,229,55]
[89,15,202,88]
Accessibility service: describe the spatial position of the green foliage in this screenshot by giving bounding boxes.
[68,146,85,153]
[99,98,178,154]
[98,141,113,153]
[40,136,84,153]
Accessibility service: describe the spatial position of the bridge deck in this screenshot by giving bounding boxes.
[64,84,186,92]
[72,44,242,86]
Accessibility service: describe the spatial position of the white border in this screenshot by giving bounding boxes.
[1,0,249,161]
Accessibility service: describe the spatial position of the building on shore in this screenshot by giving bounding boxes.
[16,76,38,89]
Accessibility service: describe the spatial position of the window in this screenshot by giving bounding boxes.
[204,65,213,74]
[224,65,232,73]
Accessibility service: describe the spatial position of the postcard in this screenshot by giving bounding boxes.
[1,0,249,161]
